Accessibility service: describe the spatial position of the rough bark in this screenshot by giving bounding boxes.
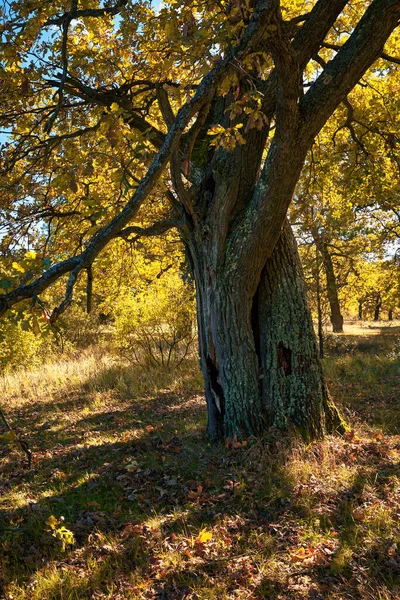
[257,222,342,438]
[189,219,344,440]
[190,246,225,440]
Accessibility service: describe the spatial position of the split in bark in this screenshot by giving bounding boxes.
[189,220,346,441]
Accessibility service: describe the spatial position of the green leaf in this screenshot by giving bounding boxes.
[0,278,12,291]
[0,431,17,444]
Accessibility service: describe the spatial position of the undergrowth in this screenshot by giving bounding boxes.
[0,330,399,600]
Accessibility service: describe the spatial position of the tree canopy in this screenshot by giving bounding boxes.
[1,0,399,439]
[1,0,399,318]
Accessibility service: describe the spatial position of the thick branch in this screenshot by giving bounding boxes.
[231,0,350,220]
[118,219,180,240]
[322,42,400,66]
[45,0,128,27]
[224,0,399,297]
[300,0,400,142]
[0,255,81,317]
[259,0,350,118]
[0,0,277,317]
[156,86,175,129]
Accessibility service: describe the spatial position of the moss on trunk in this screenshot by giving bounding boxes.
[191,221,346,441]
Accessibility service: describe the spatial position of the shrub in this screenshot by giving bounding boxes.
[0,315,45,371]
[113,272,196,369]
[59,304,109,349]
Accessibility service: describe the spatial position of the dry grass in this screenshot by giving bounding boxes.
[0,330,399,600]
[322,319,400,336]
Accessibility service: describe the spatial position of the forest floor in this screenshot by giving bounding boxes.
[0,324,399,600]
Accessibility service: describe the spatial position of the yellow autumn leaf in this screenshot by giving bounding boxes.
[196,529,212,543]
[12,261,25,273]
[47,515,58,530]
[207,125,225,136]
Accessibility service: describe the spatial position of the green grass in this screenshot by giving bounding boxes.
[324,328,400,434]
[0,334,399,600]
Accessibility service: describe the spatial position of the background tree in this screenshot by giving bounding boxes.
[292,53,400,331]
[0,0,399,439]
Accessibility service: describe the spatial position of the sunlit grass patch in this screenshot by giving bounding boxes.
[0,339,399,600]
[324,332,400,434]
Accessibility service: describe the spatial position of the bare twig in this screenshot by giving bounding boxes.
[86,266,93,314]
[45,0,78,133]
[0,407,32,469]
[322,41,400,66]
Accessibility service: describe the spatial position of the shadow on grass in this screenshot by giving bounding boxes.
[324,331,399,355]
[0,353,399,599]
[1,424,399,598]
[2,359,204,448]
[323,336,400,435]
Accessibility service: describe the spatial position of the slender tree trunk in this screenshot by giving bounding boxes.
[315,246,324,359]
[374,292,382,322]
[312,233,344,333]
[358,299,363,320]
[188,221,344,440]
[388,308,393,321]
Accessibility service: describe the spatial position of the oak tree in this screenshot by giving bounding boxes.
[0,0,399,439]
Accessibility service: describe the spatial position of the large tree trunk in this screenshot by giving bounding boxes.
[189,242,262,440]
[257,222,339,438]
[189,221,344,441]
[313,233,344,333]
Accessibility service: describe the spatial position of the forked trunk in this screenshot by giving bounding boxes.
[190,221,344,440]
